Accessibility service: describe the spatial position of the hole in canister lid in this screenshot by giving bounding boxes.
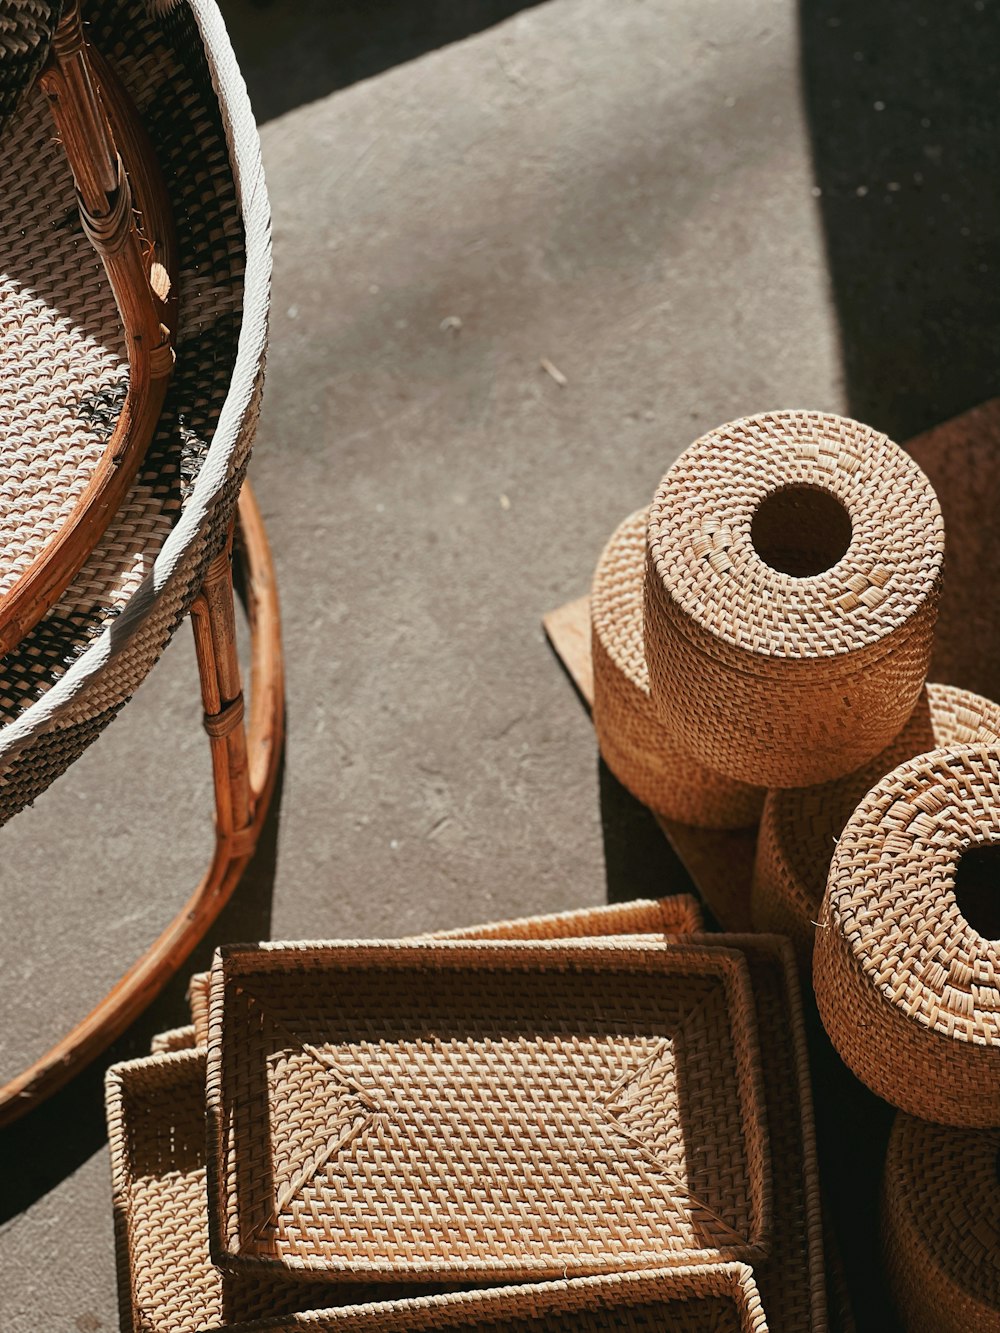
[953,844,1000,943]
[750,484,852,578]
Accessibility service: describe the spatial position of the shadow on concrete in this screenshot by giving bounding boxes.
[597,760,697,907]
[800,0,1000,444]
[0,755,285,1225]
[218,0,550,123]
[799,5,1000,1327]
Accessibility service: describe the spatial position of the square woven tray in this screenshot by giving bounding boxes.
[220,1264,767,1331]
[206,938,771,1283]
[184,897,704,1049]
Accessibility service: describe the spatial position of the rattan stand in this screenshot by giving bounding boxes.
[0,480,284,1127]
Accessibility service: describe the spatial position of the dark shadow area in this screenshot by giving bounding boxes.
[800,10,1000,1326]
[800,0,1000,444]
[0,753,284,1226]
[953,842,1000,942]
[598,759,700,908]
[804,996,899,1333]
[218,0,550,124]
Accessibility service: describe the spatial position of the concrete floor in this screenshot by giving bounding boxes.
[2,0,999,1328]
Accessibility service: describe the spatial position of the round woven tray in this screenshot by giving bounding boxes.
[592,509,764,827]
[882,1112,1000,1333]
[0,0,269,824]
[814,744,1000,1126]
[752,683,1000,968]
[644,410,944,787]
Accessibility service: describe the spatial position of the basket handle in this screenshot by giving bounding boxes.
[0,0,177,657]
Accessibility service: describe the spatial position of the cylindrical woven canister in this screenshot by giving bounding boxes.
[592,509,764,828]
[644,410,944,787]
[882,1112,1000,1333]
[752,683,1000,967]
[814,744,1000,1126]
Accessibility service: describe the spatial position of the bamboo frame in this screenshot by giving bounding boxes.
[0,1,178,656]
[0,481,284,1127]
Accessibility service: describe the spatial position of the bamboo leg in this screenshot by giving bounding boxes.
[0,483,284,1126]
[190,531,254,856]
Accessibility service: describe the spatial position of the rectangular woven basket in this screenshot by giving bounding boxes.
[218,1264,768,1331]
[183,896,704,1049]
[205,937,771,1283]
[688,934,827,1333]
[106,1049,400,1333]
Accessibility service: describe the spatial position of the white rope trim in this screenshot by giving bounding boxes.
[0,0,272,761]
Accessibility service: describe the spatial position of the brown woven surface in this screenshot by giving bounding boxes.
[592,509,764,827]
[206,939,771,1282]
[0,0,261,823]
[150,1023,198,1055]
[106,1050,387,1333]
[752,683,1000,968]
[219,1265,768,1331]
[814,744,1000,1126]
[187,897,705,1046]
[644,410,943,787]
[0,0,62,133]
[686,933,827,1332]
[882,1112,1000,1333]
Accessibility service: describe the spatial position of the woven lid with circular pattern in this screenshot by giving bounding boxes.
[815,744,1000,1126]
[647,409,944,667]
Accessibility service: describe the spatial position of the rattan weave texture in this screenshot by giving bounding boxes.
[206,939,771,1282]
[150,1023,198,1055]
[814,744,1000,1126]
[644,410,943,787]
[0,0,61,132]
[218,1265,769,1331]
[752,684,1000,968]
[106,1050,404,1333]
[186,897,705,1047]
[0,0,269,823]
[882,1112,1000,1333]
[685,934,826,1333]
[592,509,764,827]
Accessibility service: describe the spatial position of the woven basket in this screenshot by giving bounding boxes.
[592,509,764,827]
[685,933,826,1332]
[106,1049,408,1333]
[215,1266,769,1331]
[150,1023,198,1055]
[752,683,1000,968]
[644,410,943,788]
[184,896,705,1047]
[0,0,269,824]
[206,938,771,1282]
[882,1112,1000,1333]
[814,744,1000,1126]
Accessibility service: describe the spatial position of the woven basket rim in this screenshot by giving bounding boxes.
[214,1263,768,1331]
[205,937,772,1282]
[0,0,271,764]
